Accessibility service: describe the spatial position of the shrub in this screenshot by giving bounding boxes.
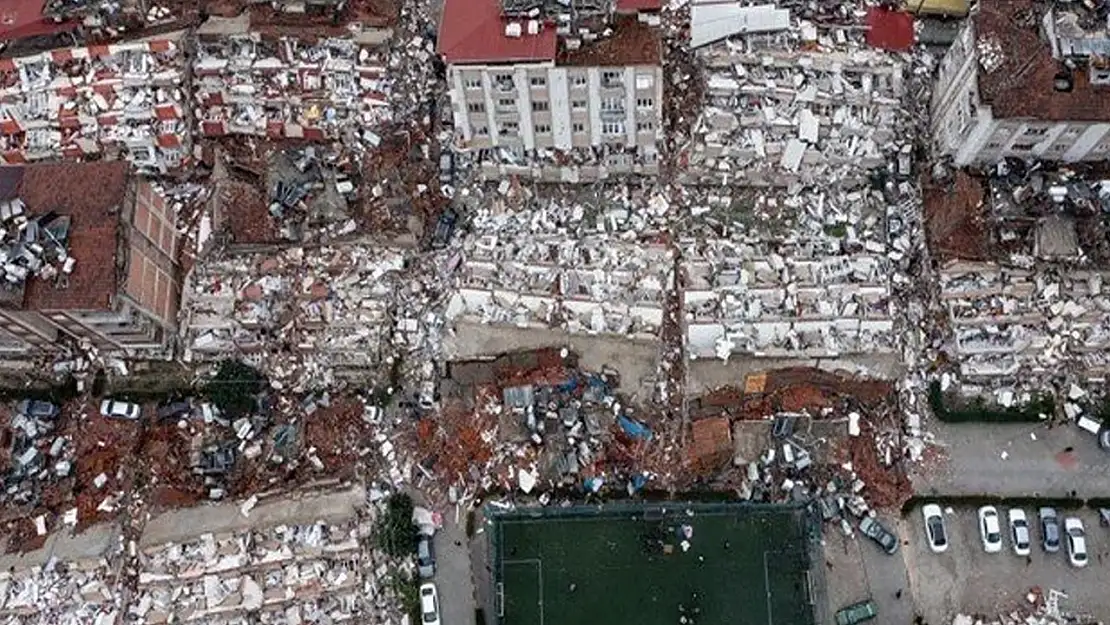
[376,493,419,558]
[928,381,1052,423]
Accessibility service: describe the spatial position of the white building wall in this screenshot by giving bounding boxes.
[587,67,602,147]
[623,67,636,147]
[549,68,572,149]
[451,69,470,141]
[481,71,498,146]
[514,67,535,150]
[1064,124,1110,161]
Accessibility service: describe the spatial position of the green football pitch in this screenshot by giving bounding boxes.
[492,504,817,625]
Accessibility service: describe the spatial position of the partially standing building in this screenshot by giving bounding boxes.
[437,0,664,180]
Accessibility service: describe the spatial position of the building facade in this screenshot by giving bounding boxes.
[932,0,1110,166]
[438,0,664,179]
[0,161,183,359]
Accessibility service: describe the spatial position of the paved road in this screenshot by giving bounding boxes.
[434,506,477,625]
[912,420,1110,498]
[824,513,914,625]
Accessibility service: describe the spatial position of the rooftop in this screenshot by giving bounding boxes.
[976,0,1110,122]
[557,15,662,66]
[437,0,556,64]
[18,161,129,311]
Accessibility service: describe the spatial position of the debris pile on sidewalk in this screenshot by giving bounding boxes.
[182,245,404,390]
[0,401,73,508]
[0,560,119,624]
[951,587,1097,625]
[0,35,189,172]
[130,519,368,623]
[194,33,391,147]
[930,161,1110,389]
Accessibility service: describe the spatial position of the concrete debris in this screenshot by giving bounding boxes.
[0,35,189,173]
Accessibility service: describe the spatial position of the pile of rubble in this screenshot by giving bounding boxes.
[181,244,405,390]
[0,558,119,624]
[0,35,189,172]
[0,401,72,510]
[951,587,1098,625]
[131,520,367,623]
[194,32,391,149]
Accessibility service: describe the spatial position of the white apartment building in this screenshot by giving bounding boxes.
[437,0,664,180]
[932,0,1110,166]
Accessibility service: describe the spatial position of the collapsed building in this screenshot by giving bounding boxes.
[438,0,665,180]
[931,0,1110,166]
[180,244,404,389]
[932,162,1110,386]
[682,2,911,187]
[0,161,184,361]
[194,27,391,149]
[0,33,190,173]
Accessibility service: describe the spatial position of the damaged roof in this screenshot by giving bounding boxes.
[977,0,1110,122]
[16,161,128,312]
[437,0,556,64]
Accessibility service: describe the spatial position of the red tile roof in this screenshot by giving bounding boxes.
[616,0,663,11]
[0,0,77,42]
[977,0,1110,122]
[866,7,914,51]
[18,161,129,312]
[437,0,556,64]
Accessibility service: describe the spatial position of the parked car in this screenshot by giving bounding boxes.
[922,503,948,553]
[1040,507,1061,553]
[417,535,436,578]
[859,516,899,555]
[1008,508,1031,556]
[419,583,440,625]
[16,399,59,420]
[156,400,191,421]
[979,506,1003,553]
[100,399,141,420]
[438,151,455,186]
[835,600,877,625]
[1065,517,1088,567]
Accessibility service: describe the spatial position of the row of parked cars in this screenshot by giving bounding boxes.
[921,504,1089,567]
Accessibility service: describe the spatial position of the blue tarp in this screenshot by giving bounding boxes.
[618,415,653,441]
[628,472,650,493]
[583,477,604,493]
[555,376,579,394]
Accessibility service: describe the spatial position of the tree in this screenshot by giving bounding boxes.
[204,360,266,418]
[376,493,419,557]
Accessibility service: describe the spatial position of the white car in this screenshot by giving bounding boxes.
[922,503,948,553]
[419,583,440,625]
[100,399,141,420]
[1008,509,1031,556]
[979,506,1003,553]
[1065,517,1088,568]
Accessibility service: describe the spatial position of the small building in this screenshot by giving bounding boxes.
[437,0,664,180]
[0,161,183,359]
[932,0,1110,166]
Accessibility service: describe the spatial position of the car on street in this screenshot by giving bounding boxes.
[16,399,59,420]
[859,515,899,555]
[979,506,1003,553]
[1065,517,1088,567]
[1008,508,1031,556]
[922,503,948,553]
[834,600,877,625]
[1040,507,1061,553]
[417,535,436,578]
[100,399,141,420]
[419,583,440,625]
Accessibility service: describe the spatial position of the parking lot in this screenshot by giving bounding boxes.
[903,504,1110,623]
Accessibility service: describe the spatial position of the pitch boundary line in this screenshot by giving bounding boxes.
[502,558,544,625]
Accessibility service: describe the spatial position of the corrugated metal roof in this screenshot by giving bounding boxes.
[689,1,790,49]
[437,0,557,64]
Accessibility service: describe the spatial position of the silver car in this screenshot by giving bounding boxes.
[417,535,436,578]
[1039,507,1060,553]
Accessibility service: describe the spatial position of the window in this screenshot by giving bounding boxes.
[572,123,585,133]
[602,121,625,135]
[572,74,588,87]
[497,98,515,110]
[1010,142,1035,151]
[534,124,551,134]
[500,121,519,135]
[1023,127,1049,137]
[464,77,482,89]
[474,126,489,136]
[601,97,622,111]
[467,102,485,113]
[495,74,514,91]
[532,100,549,112]
[529,76,546,87]
[572,100,587,110]
[636,121,654,132]
[636,98,654,109]
[635,74,655,90]
[602,70,621,87]
[495,73,512,83]
[985,142,1002,149]
[1065,127,1082,137]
